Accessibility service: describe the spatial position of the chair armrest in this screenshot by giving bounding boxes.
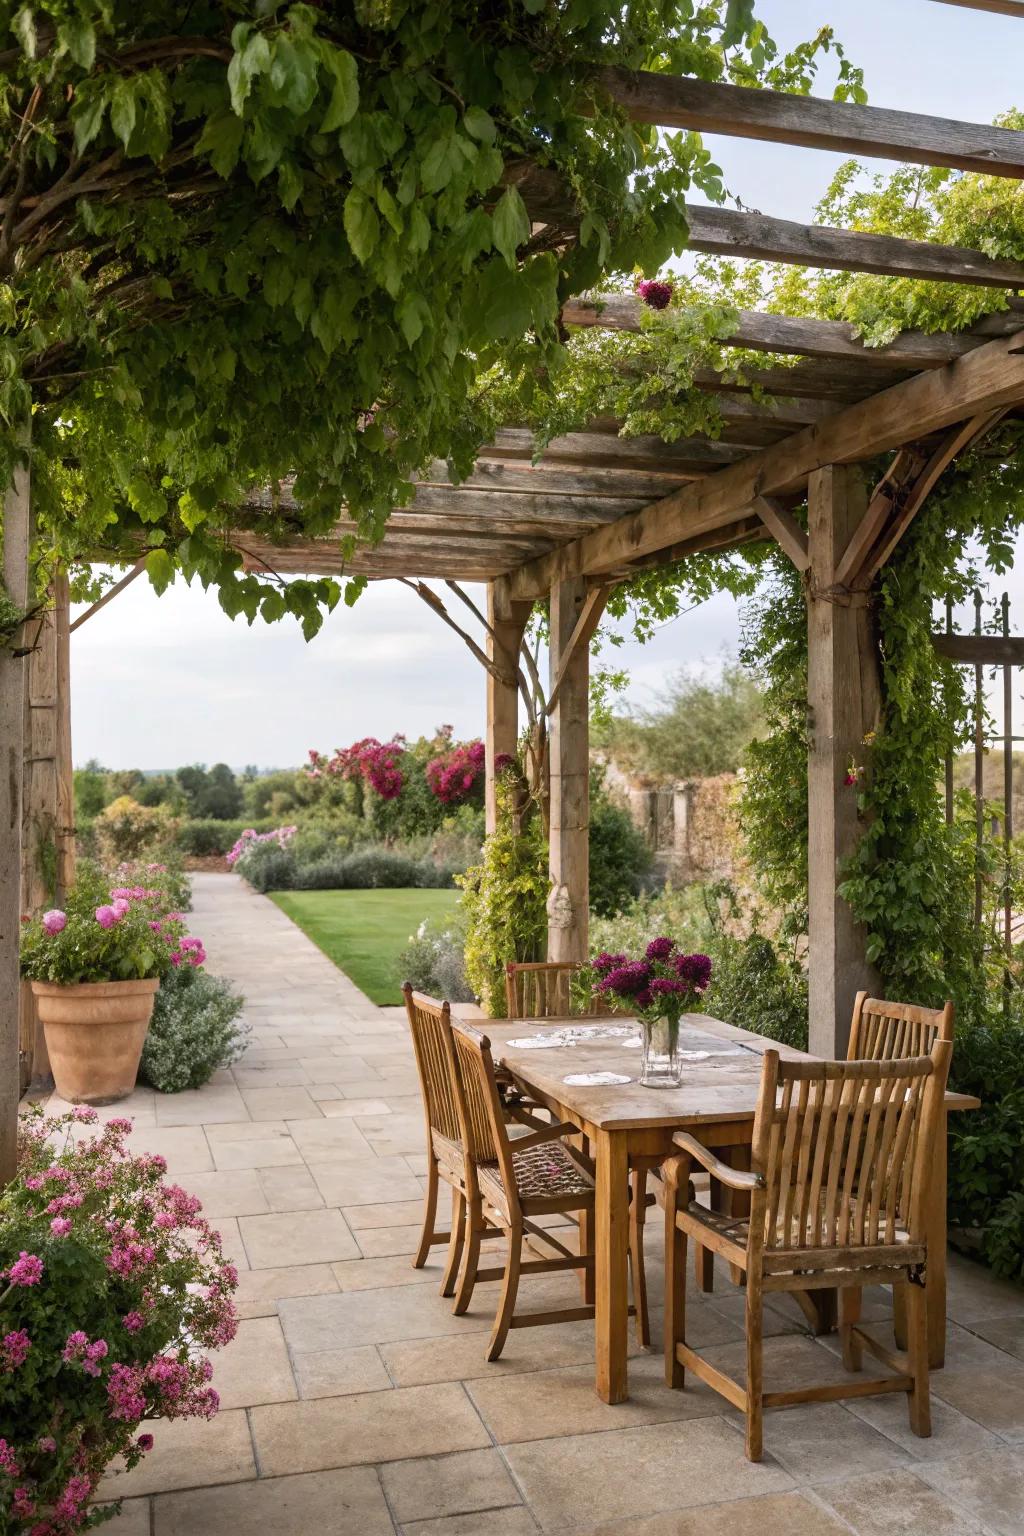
[671,1132,765,1191]
[510,1121,581,1153]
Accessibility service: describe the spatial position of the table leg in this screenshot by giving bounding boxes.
[575,1133,595,1304]
[595,1129,630,1404]
[926,1111,948,1369]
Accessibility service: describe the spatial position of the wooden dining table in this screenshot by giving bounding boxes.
[487,1012,979,1404]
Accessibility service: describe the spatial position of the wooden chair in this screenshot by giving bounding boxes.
[505,960,620,1020]
[663,1040,952,1461]
[402,985,472,1298]
[505,958,654,1345]
[447,1021,647,1361]
[849,992,954,1061]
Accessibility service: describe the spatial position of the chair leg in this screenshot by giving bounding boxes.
[892,1278,909,1349]
[630,1167,650,1347]
[440,1188,465,1299]
[413,1155,440,1269]
[906,1277,932,1439]
[453,1199,483,1315]
[664,1205,687,1389]
[486,1225,523,1361]
[744,1276,764,1463]
[840,1285,863,1371]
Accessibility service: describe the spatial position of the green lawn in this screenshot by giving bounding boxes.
[269,888,459,1005]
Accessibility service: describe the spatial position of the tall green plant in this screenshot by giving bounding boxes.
[456,774,548,1016]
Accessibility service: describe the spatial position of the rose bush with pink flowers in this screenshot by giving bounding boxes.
[0,1107,238,1532]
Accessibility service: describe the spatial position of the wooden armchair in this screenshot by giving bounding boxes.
[849,992,954,1061]
[448,1022,647,1362]
[663,1041,952,1461]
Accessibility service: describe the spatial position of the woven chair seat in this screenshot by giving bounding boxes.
[680,1197,920,1269]
[479,1140,594,1209]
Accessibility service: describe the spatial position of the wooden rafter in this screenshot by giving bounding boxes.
[682,205,1024,291]
[598,67,1024,178]
[563,295,1022,371]
[930,0,1024,15]
[933,634,1024,664]
[507,328,1024,599]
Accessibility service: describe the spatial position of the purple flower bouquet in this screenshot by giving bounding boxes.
[592,940,713,1087]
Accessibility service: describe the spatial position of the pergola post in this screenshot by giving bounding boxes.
[807,464,882,1057]
[485,577,531,835]
[1,440,31,1182]
[547,573,590,962]
[20,572,73,1087]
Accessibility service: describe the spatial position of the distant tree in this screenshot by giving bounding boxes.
[596,663,764,781]
[73,763,109,822]
[203,764,244,820]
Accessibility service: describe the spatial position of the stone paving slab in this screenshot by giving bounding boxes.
[53,874,1024,1535]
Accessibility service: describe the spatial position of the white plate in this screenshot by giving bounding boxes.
[562,1071,632,1086]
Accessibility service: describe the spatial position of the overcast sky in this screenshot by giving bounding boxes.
[72,0,1024,770]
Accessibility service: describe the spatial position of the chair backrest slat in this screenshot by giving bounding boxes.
[402,985,461,1142]
[849,993,954,1063]
[505,960,622,1020]
[749,1044,951,1253]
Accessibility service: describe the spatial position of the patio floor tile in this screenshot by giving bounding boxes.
[97,1409,255,1498]
[576,1491,849,1535]
[504,1418,793,1530]
[250,1383,490,1476]
[210,1316,297,1408]
[151,1467,394,1536]
[238,1208,359,1268]
[400,1511,538,1536]
[184,1168,269,1218]
[234,1262,339,1318]
[257,1163,325,1211]
[292,1343,393,1398]
[381,1447,522,1523]
[813,1469,989,1536]
[919,1448,1024,1536]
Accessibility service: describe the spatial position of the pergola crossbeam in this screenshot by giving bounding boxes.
[599,67,1024,178]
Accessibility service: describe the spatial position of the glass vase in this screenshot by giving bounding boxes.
[640,1015,682,1088]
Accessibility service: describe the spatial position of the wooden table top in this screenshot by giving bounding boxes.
[484,1014,979,1133]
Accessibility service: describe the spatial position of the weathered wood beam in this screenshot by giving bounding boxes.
[933,633,1024,664]
[486,578,534,834]
[69,559,146,633]
[833,448,924,590]
[599,67,1024,178]
[616,513,768,574]
[408,487,647,520]
[506,328,1024,599]
[806,465,881,1059]
[691,360,893,402]
[930,0,1024,15]
[564,295,1021,371]
[683,204,1024,290]
[546,586,611,716]
[2,434,30,1180]
[753,496,809,572]
[419,461,694,499]
[548,575,590,964]
[484,427,747,470]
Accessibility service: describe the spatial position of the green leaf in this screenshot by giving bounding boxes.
[109,78,137,149]
[397,293,430,347]
[72,89,107,154]
[228,32,271,115]
[463,105,495,143]
[722,0,756,46]
[196,110,244,178]
[12,6,36,58]
[320,49,359,132]
[262,256,293,308]
[58,16,95,70]
[291,274,315,327]
[260,589,286,623]
[491,186,529,269]
[145,549,175,594]
[343,187,379,263]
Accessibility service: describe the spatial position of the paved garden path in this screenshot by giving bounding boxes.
[78,874,1024,1535]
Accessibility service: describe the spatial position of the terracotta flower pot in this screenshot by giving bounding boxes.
[31,977,159,1105]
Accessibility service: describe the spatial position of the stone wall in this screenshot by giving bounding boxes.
[600,759,740,882]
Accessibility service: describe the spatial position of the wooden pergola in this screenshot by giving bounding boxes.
[31,1,1024,1069]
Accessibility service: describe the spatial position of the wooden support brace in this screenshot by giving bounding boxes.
[548,574,591,964]
[486,577,533,835]
[545,585,610,717]
[753,496,809,572]
[69,559,146,633]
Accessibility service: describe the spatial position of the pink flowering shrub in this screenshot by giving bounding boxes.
[306,738,405,800]
[425,740,485,808]
[20,880,205,987]
[225,825,296,868]
[0,1107,238,1533]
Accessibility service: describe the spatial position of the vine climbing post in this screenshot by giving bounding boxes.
[485,577,532,835]
[1,431,31,1185]
[547,573,590,963]
[806,464,881,1057]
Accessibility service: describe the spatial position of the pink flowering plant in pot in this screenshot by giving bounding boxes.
[592,940,713,1088]
[0,1106,238,1533]
[20,881,205,1105]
